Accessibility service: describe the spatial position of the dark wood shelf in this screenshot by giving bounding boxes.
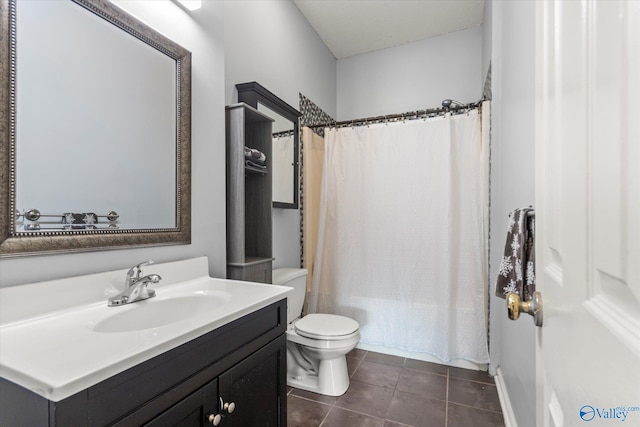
[245,164,268,175]
[226,103,274,283]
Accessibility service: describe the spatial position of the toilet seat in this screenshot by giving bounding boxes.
[294,314,359,341]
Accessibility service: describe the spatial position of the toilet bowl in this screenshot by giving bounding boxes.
[273,268,360,396]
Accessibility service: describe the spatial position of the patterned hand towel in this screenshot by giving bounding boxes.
[495,208,536,300]
[62,212,98,225]
[61,212,99,230]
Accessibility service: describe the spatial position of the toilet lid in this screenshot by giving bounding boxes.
[295,314,359,339]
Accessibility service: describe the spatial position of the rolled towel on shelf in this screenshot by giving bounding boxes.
[243,146,267,165]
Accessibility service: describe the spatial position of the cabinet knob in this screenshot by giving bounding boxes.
[208,414,222,426]
[220,397,236,414]
[224,401,236,414]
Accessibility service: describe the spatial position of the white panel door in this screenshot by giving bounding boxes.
[535,1,640,426]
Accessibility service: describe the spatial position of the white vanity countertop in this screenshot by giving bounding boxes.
[0,257,291,402]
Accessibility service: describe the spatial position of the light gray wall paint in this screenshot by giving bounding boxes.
[336,26,483,121]
[481,0,492,84]
[224,0,337,269]
[224,0,336,116]
[0,1,227,287]
[488,1,536,426]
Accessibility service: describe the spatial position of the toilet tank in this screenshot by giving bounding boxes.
[272,268,308,324]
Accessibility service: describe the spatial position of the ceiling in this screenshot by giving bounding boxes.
[293,0,486,59]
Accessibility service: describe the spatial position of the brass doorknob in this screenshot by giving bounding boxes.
[506,291,543,327]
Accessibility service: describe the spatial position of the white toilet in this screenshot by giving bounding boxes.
[273,268,360,396]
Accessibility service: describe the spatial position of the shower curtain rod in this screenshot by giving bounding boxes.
[307,100,482,130]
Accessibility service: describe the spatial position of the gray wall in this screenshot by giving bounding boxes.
[224,1,336,117]
[1,1,227,287]
[481,0,492,84]
[224,0,337,269]
[336,26,483,120]
[488,1,536,426]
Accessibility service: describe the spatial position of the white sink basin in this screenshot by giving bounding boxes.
[93,291,231,333]
[0,257,292,402]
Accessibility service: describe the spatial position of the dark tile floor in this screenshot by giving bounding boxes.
[287,349,505,427]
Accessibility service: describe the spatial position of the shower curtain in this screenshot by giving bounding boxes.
[302,127,326,298]
[308,109,489,363]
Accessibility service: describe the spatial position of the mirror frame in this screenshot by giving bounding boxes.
[0,0,192,257]
[236,82,301,209]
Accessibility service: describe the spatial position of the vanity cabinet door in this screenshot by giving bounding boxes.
[144,380,218,427]
[218,334,286,427]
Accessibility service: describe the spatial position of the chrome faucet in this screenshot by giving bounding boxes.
[108,260,162,306]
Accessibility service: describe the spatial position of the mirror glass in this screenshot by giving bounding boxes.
[16,0,176,230]
[257,104,295,206]
[1,0,192,256]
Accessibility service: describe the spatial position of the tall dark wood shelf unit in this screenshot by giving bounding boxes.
[226,103,274,283]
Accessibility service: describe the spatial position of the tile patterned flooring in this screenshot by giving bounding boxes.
[287,349,506,427]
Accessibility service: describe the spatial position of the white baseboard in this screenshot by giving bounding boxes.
[494,367,518,427]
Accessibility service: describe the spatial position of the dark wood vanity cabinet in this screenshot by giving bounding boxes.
[0,300,287,427]
[146,336,284,427]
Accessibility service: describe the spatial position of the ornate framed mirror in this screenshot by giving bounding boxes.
[236,82,301,209]
[0,0,192,257]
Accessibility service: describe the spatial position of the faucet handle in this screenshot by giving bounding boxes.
[126,260,154,284]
